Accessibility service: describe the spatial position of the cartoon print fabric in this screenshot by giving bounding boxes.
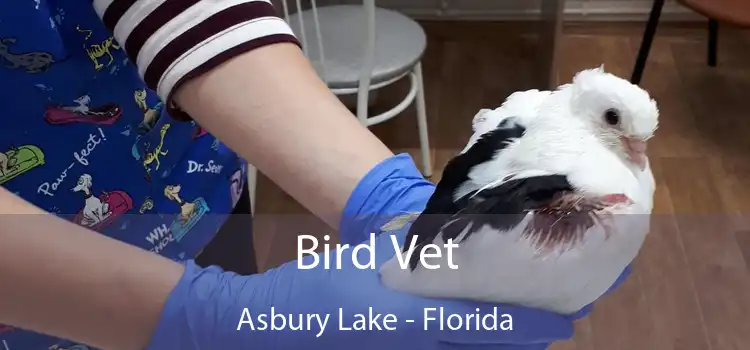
[0,1,249,348]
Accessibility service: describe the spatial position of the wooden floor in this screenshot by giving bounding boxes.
[252,21,750,350]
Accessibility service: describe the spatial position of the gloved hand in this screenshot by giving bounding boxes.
[146,154,627,350]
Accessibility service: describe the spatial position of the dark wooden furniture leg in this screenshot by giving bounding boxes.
[538,0,565,89]
[631,0,666,84]
[708,18,719,67]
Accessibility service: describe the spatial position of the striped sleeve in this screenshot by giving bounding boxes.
[92,0,301,120]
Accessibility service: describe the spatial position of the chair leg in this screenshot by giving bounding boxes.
[631,0,666,84]
[708,19,718,67]
[413,62,432,178]
[246,164,257,215]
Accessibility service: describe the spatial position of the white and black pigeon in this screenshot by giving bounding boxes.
[378,66,658,314]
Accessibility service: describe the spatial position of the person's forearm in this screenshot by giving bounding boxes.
[90,0,393,229]
[0,187,183,350]
[173,43,393,229]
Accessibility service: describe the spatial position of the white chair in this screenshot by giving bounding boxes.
[247,0,433,215]
[285,1,432,174]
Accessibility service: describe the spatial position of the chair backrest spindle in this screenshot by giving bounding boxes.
[356,0,376,123]
[293,0,308,54]
[308,0,328,84]
[278,0,377,122]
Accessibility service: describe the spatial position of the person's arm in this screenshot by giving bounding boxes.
[175,43,393,229]
[1,0,391,347]
[0,187,184,350]
[92,0,394,229]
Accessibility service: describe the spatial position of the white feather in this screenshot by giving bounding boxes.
[462,89,551,155]
[379,67,657,314]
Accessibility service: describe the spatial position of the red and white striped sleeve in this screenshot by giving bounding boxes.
[93,0,301,119]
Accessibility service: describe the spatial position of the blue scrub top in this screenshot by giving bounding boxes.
[0,1,246,348]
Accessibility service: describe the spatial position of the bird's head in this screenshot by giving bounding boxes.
[568,66,659,171]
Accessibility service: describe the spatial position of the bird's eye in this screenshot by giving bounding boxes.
[604,108,620,126]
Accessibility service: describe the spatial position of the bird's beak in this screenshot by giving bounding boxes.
[622,136,647,171]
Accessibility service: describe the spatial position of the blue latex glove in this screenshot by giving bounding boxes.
[147,154,630,350]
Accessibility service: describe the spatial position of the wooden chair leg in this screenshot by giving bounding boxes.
[708,19,718,67]
[631,0,666,85]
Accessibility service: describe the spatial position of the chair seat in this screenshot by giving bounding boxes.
[679,0,750,27]
[287,5,426,90]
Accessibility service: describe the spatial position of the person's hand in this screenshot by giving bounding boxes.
[146,227,576,350]
[145,154,628,350]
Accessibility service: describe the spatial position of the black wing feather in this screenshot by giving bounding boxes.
[407,174,575,270]
[403,119,526,269]
[442,175,575,242]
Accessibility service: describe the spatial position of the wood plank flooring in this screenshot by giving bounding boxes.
[252,21,750,350]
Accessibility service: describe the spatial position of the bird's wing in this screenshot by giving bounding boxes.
[406,172,576,270]
[403,90,552,269]
[403,122,526,269]
[462,89,550,154]
[440,174,575,245]
[499,89,552,122]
